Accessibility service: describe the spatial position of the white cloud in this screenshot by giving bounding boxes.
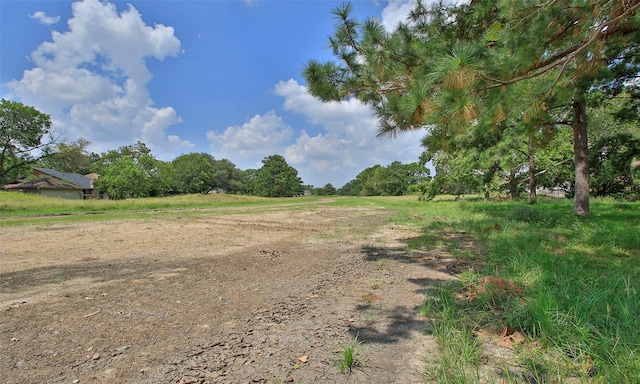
[380,0,468,32]
[273,79,425,187]
[207,78,424,186]
[207,111,293,168]
[8,0,190,158]
[30,11,60,26]
[10,67,122,112]
[381,0,417,32]
[275,78,372,127]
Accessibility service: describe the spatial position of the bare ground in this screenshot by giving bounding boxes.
[1,204,468,384]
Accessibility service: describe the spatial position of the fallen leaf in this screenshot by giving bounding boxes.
[499,326,513,338]
[360,293,382,303]
[298,355,308,363]
[496,331,525,349]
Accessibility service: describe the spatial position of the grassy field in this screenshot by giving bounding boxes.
[0,191,327,226]
[405,198,640,383]
[2,191,639,382]
[1,191,286,216]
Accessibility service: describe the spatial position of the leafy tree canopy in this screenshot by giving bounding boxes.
[0,99,58,184]
[211,158,246,194]
[313,183,337,196]
[38,138,95,175]
[253,155,304,197]
[172,153,216,194]
[92,142,172,199]
[341,161,430,196]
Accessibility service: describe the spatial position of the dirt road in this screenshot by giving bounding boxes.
[1,204,457,383]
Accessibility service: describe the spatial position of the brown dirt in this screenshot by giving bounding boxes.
[1,204,462,384]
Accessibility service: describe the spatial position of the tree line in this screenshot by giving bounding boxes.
[2,94,638,200]
[67,142,305,199]
[0,100,305,199]
[0,97,428,199]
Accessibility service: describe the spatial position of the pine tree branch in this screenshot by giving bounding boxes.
[484,1,640,94]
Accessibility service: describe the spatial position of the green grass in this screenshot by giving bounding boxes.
[0,190,296,215]
[421,285,484,383]
[0,191,350,226]
[339,336,362,374]
[411,198,640,382]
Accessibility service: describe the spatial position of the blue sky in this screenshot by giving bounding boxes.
[1,0,428,188]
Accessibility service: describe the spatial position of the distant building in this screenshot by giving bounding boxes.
[2,168,98,199]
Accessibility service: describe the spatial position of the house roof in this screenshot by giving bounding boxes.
[33,168,93,189]
[4,178,84,191]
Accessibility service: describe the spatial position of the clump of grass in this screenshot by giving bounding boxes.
[425,324,483,383]
[339,336,362,374]
[421,285,483,383]
[365,313,377,326]
[510,205,545,223]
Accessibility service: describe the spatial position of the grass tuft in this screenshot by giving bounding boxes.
[339,336,362,375]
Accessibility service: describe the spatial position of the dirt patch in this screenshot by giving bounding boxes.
[1,205,457,383]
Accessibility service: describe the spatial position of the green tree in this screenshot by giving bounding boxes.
[92,141,152,168]
[343,161,430,196]
[172,153,216,194]
[427,151,483,198]
[242,169,259,195]
[337,179,358,196]
[354,165,382,195]
[323,183,337,195]
[253,155,304,197]
[211,158,246,194]
[313,183,337,196]
[92,142,171,199]
[590,134,640,198]
[39,138,94,174]
[530,127,575,195]
[587,90,640,199]
[0,99,58,184]
[373,161,427,196]
[303,1,640,214]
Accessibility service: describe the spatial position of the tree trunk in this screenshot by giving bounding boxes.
[509,168,518,199]
[528,134,537,204]
[572,100,590,215]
